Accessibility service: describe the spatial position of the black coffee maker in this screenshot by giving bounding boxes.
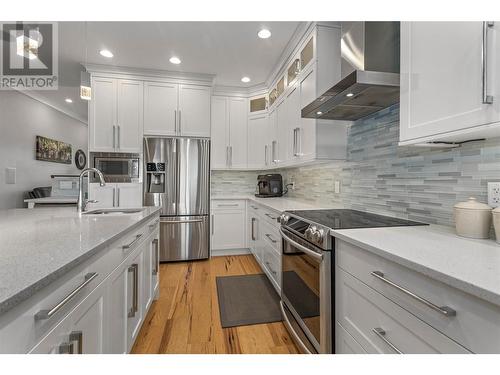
[255,174,283,198]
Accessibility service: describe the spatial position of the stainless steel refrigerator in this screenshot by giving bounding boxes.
[143,137,210,262]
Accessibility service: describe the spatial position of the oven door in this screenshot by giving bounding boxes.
[280,227,332,354]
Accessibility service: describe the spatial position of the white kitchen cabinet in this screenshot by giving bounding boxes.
[248,94,268,116]
[89,77,116,152]
[210,96,248,169]
[275,99,289,165]
[126,249,144,351]
[143,81,178,136]
[178,84,211,137]
[400,22,500,145]
[89,77,142,153]
[88,183,142,209]
[211,200,247,252]
[247,115,269,169]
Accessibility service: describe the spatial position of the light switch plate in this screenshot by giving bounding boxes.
[5,167,16,184]
[334,180,341,194]
[487,182,500,208]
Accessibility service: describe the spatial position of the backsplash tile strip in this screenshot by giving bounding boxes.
[212,104,500,227]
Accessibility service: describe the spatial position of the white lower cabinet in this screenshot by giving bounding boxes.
[1,215,160,354]
[211,200,247,252]
[89,183,142,209]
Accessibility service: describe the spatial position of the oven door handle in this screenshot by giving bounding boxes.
[280,301,313,354]
[279,228,323,261]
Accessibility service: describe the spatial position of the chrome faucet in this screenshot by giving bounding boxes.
[77,168,106,213]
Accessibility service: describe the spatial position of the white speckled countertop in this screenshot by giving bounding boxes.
[332,225,500,307]
[211,194,342,212]
[0,206,160,315]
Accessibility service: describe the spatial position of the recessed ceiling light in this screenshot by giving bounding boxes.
[346,92,354,97]
[99,49,113,58]
[169,56,181,65]
[65,98,73,103]
[241,77,251,83]
[258,29,271,39]
[316,111,323,115]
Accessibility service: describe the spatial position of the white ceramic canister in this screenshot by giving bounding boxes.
[453,197,492,239]
[492,207,500,243]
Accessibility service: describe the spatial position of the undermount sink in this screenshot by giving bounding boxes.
[83,208,143,215]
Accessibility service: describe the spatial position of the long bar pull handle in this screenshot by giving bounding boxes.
[279,228,323,262]
[69,331,83,354]
[112,125,116,150]
[148,219,160,230]
[265,213,278,220]
[251,217,256,241]
[265,233,277,244]
[296,127,301,156]
[371,271,456,317]
[211,214,215,235]
[272,140,277,163]
[293,128,297,156]
[35,273,99,320]
[226,146,229,168]
[117,125,121,150]
[230,146,233,168]
[482,21,495,104]
[264,145,268,166]
[112,187,116,208]
[174,110,177,134]
[122,234,143,250]
[128,264,139,318]
[280,301,313,354]
[372,328,403,354]
[178,110,182,134]
[152,239,159,276]
[117,187,120,207]
[161,219,204,224]
[216,203,239,207]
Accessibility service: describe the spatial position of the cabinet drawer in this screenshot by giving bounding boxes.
[337,240,500,353]
[261,221,280,253]
[336,268,470,354]
[336,322,366,354]
[256,205,281,229]
[211,199,246,210]
[262,245,281,292]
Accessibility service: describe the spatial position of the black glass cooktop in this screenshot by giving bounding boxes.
[287,209,428,230]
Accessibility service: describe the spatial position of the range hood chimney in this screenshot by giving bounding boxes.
[302,22,400,121]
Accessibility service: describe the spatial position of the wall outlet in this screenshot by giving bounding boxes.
[488,182,500,208]
[290,181,295,190]
[334,180,341,194]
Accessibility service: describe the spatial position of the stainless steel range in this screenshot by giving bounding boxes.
[278,209,427,354]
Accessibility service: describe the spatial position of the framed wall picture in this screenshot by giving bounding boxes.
[35,135,72,164]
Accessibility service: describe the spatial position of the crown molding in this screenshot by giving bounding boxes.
[15,90,88,125]
[84,63,215,86]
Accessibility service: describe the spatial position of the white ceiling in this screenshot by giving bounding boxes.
[29,21,302,123]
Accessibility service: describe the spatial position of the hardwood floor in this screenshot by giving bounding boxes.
[131,255,299,354]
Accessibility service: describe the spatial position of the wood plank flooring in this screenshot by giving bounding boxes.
[131,255,299,354]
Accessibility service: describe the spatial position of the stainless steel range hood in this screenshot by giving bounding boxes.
[302,22,400,121]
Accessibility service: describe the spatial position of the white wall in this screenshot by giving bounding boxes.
[0,91,87,209]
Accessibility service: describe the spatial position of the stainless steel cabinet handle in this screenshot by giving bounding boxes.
[226,146,229,168]
[117,187,120,207]
[264,145,268,166]
[174,110,177,133]
[265,233,277,243]
[371,271,456,317]
[295,128,301,156]
[482,21,495,104]
[112,187,116,207]
[35,273,98,320]
[279,228,323,262]
[128,263,139,318]
[251,217,256,241]
[216,203,239,207]
[293,128,297,156]
[117,125,121,149]
[58,342,74,354]
[372,328,403,354]
[272,140,278,163]
[112,125,116,149]
[122,234,143,250]
[265,213,277,220]
[211,214,214,235]
[230,146,233,167]
[161,219,203,224]
[69,331,83,354]
[265,261,277,276]
[152,238,159,276]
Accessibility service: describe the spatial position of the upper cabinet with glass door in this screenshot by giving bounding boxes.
[248,94,268,116]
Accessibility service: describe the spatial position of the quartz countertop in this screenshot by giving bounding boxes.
[211,194,342,212]
[0,206,160,315]
[332,225,500,307]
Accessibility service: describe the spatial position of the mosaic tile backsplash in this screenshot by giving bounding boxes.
[212,104,500,227]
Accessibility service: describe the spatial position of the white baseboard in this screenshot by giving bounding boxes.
[211,248,251,257]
